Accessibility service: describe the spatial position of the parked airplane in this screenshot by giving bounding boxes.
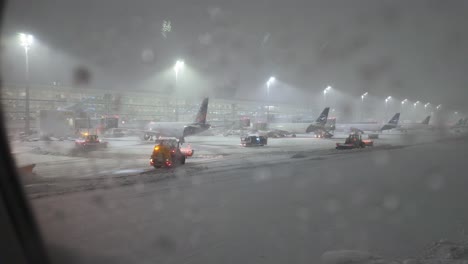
[396,115,431,132]
[334,113,400,135]
[140,97,210,141]
[266,107,334,138]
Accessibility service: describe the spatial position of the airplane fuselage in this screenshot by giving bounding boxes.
[397,123,431,131]
[268,122,312,134]
[145,121,210,139]
[145,122,187,138]
[334,122,384,133]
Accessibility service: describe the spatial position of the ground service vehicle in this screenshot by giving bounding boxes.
[314,130,333,138]
[336,133,373,149]
[74,134,108,149]
[150,137,187,168]
[241,135,268,147]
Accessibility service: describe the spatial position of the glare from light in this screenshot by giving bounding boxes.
[323,86,332,95]
[18,33,34,49]
[385,96,392,103]
[413,101,420,107]
[436,104,441,110]
[174,60,184,72]
[266,76,276,88]
[401,99,408,105]
[173,60,185,81]
[424,102,430,108]
[361,92,368,100]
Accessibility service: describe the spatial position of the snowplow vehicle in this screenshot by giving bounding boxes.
[241,135,268,147]
[150,137,189,168]
[336,133,373,150]
[74,134,108,149]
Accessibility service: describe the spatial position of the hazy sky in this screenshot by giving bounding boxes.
[2,0,468,110]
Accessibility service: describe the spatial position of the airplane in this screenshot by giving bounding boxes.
[451,117,468,133]
[334,113,400,136]
[266,107,334,138]
[140,97,210,141]
[452,118,468,128]
[396,115,431,132]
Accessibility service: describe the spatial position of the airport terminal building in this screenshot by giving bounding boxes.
[1,84,320,134]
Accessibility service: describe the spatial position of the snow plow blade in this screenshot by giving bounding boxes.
[181,148,194,157]
[335,143,357,150]
[18,164,36,174]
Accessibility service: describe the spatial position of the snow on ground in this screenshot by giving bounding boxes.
[30,134,468,264]
[9,132,453,197]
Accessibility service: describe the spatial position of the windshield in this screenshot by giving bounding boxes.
[2,0,468,263]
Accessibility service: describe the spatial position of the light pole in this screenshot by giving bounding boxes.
[323,86,331,106]
[401,98,408,110]
[266,76,275,122]
[19,33,34,135]
[361,92,368,102]
[266,76,275,98]
[385,96,392,120]
[173,60,184,121]
[360,92,368,120]
[173,60,184,83]
[424,102,430,113]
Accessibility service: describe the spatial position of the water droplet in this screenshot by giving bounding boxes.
[191,176,202,186]
[141,49,154,63]
[372,151,389,166]
[296,207,310,221]
[383,195,400,211]
[427,174,444,191]
[153,199,164,212]
[253,169,271,182]
[325,199,341,214]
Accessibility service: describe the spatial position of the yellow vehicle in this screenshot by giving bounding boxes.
[149,137,187,168]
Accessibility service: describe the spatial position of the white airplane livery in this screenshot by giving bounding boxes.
[267,107,333,137]
[141,97,210,141]
[396,116,431,132]
[334,113,400,134]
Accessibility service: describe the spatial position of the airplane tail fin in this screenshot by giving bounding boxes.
[194,97,209,124]
[380,113,400,130]
[315,107,330,125]
[388,113,400,125]
[421,115,431,125]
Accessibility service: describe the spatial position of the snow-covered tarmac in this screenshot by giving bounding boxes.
[24,133,468,264]
[9,132,447,197]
